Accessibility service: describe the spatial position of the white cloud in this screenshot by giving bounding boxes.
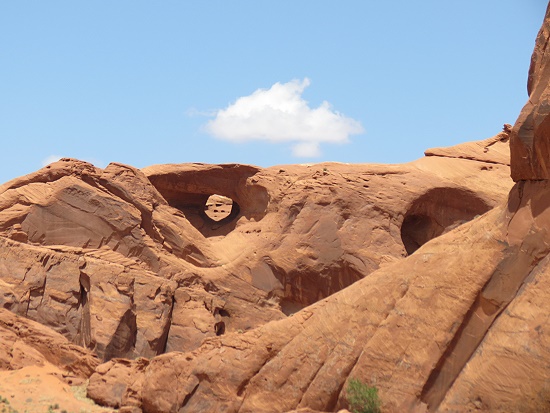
[204,78,364,157]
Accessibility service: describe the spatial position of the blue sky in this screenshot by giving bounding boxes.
[0,1,547,184]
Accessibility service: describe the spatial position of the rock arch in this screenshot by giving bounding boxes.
[401,187,491,255]
[144,164,268,236]
[204,194,239,223]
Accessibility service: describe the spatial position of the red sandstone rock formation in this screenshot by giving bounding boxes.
[0,146,518,413]
[3,5,550,413]
[0,309,108,413]
[86,163,550,411]
[0,134,510,363]
[0,308,98,378]
[88,200,535,413]
[0,129,512,412]
[510,3,550,180]
[82,6,550,413]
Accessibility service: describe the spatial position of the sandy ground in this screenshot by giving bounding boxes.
[0,363,115,413]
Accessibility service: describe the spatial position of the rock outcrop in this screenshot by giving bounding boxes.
[88,191,549,413]
[510,3,550,180]
[0,128,514,413]
[4,5,550,413]
[0,307,99,378]
[79,5,550,413]
[0,134,511,364]
[0,308,109,413]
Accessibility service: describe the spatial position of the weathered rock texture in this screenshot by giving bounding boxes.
[0,307,99,378]
[4,6,550,412]
[0,135,510,364]
[510,3,550,180]
[84,5,550,412]
[0,309,109,413]
[88,191,550,413]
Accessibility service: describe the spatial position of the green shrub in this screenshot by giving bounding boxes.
[346,378,381,413]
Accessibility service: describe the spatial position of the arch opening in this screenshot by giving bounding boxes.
[204,195,236,222]
[165,192,241,236]
[401,188,491,255]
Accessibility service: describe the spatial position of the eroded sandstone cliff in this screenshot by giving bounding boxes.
[2,5,550,413]
[0,138,510,365]
[0,132,512,412]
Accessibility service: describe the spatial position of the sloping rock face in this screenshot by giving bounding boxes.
[425,124,511,166]
[510,3,550,180]
[80,6,550,413]
[0,307,98,378]
[0,136,511,367]
[8,12,550,409]
[88,193,548,413]
[435,182,550,412]
[0,308,110,413]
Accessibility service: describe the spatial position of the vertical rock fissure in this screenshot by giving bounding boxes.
[295,354,332,408]
[104,308,138,361]
[181,381,200,409]
[235,345,284,400]
[78,281,91,348]
[327,353,362,412]
[160,293,176,355]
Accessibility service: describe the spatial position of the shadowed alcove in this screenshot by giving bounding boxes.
[401,187,491,255]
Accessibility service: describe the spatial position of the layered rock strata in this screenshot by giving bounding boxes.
[81,5,550,413]
[4,7,550,411]
[0,135,511,364]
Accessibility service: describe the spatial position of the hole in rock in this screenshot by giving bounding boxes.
[146,167,270,237]
[204,194,234,222]
[166,192,241,236]
[213,307,230,334]
[280,298,307,316]
[401,187,491,255]
[214,321,225,336]
[215,308,230,318]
